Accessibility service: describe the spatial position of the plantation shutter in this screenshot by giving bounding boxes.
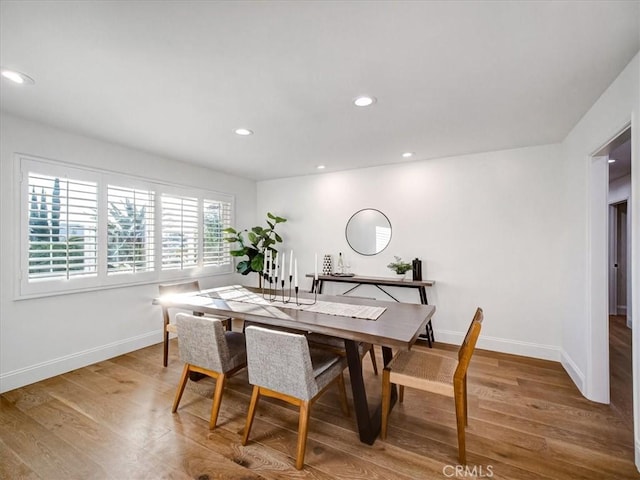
[20,156,235,297]
[107,185,155,274]
[27,173,98,280]
[161,194,199,270]
[203,197,232,266]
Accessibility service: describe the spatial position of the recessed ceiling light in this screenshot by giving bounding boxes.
[0,68,35,85]
[317,165,326,170]
[608,158,616,164]
[353,96,376,107]
[234,128,253,136]
[402,152,414,158]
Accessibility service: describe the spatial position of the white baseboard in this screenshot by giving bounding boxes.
[560,350,586,395]
[434,329,561,361]
[434,329,590,397]
[0,331,162,394]
[636,439,640,474]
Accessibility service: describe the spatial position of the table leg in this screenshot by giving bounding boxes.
[418,287,434,347]
[344,340,397,444]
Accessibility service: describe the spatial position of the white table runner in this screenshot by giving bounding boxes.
[210,285,385,320]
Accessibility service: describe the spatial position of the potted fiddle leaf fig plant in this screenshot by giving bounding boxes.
[223,212,287,279]
[387,256,412,280]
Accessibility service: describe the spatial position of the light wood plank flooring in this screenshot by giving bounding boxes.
[610,314,634,430]
[1,334,638,479]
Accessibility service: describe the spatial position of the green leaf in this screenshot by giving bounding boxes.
[237,260,252,275]
[274,216,287,223]
[251,226,264,234]
[248,232,257,244]
[250,254,263,272]
[230,250,247,257]
[223,227,237,234]
[274,233,282,243]
[266,221,275,229]
[267,212,276,220]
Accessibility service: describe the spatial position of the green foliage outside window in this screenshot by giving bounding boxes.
[28,178,86,275]
[107,198,148,271]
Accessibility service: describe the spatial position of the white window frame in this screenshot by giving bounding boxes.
[16,154,234,299]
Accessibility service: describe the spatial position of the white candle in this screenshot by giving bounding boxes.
[294,258,298,287]
[281,253,285,284]
[263,250,267,275]
[289,250,293,277]
[274,253,278,279]
[314,253,318,280]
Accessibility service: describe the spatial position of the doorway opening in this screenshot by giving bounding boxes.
[605,130,633,444]
[609,201,629,319]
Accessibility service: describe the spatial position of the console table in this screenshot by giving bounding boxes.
[307,274,436,346]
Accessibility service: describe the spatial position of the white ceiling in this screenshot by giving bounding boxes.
[1,1,638,181]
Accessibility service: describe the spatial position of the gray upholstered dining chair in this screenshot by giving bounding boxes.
[172,313,247,430]
[306,333,378,375]
[242,325,350,470]
[158,280,230,367]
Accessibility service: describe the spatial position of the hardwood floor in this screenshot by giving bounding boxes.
[1,335,638,479]
[610,314,634,429]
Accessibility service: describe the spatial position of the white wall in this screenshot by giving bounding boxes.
[561,52,639,468]
[0,113,256,392]
[258,143,566,361]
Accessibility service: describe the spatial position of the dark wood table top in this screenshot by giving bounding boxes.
[155,285,436,350]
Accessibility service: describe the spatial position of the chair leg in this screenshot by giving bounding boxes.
[295,401,311,470]
[220,317,230,331]
[163,329,170,367]
[380,368,391,439]
[172,364,190,413]
[369,345,379,375]
[454,382,467,464]
[336,373,350,417]
[399,385,405,403]
[242,386,260,446]
[463,374,468,426]
[209,373,226,430]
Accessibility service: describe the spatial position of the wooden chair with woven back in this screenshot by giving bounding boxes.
[380,307,483,464]
[305,295,380,375]
[306,332,379,375]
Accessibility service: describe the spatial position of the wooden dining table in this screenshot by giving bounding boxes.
[155,284,436,445]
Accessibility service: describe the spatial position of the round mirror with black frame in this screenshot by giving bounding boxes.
[345,208,392,256]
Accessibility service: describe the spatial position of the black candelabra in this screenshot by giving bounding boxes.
[261,271,316,306]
